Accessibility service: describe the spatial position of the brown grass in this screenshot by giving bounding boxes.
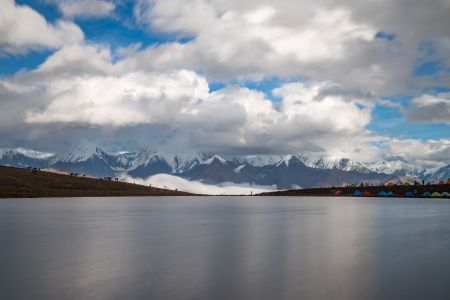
[0,166,195,198]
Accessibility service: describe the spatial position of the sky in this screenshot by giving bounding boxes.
[0,0,449,169]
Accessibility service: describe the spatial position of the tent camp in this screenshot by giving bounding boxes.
[353,190,362,197]
[406,191,414,198]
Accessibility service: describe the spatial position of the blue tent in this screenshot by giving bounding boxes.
[422,192,431,198]
[405,191,414,198]
[386,191,394,197]
[353,190,362,197]
[378,191,387,197]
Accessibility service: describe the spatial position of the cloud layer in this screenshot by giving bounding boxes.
[0,0,448,170]
[406,93,450,125]
[123,173,276,195]
[130,0,450,94]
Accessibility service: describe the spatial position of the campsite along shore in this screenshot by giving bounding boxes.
[0,166,194,198]
[259,184,450,198]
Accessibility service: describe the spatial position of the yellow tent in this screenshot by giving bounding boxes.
[431,192,442,198]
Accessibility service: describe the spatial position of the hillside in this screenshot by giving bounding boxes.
[0,166,194,198]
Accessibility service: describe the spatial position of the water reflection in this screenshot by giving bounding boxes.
[1,197,450,299]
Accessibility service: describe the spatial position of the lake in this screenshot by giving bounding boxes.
[1,196,450,300]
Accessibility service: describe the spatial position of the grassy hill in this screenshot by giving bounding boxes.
[0,166,194,198]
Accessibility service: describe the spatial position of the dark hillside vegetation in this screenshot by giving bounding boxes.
[0,166,194,198]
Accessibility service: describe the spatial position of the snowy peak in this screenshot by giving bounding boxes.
[63,146,109,163]
[203,155,227,165]
[0,148,54,168]
[427,164,450,182]
[367,160,429,178]
[233,155,280,167]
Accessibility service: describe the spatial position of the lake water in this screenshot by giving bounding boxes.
[1,196,450,300]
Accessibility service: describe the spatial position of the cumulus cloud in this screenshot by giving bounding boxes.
[384,138,450,169]
[0,0,83,54]
[0,43,383,160]
[405,93,450,124]
[129,0,450,94]
[123,173,276,195]
[52,0,116,19]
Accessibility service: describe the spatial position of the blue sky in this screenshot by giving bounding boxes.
[0,0,449,166]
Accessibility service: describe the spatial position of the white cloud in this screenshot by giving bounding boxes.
[406,93,450,124]
[123,173,276,195]
[0,0,84,54]
[0,42,448,167]
[54,0,116,19]
[0,43,377,160]
[384,138,450,169]
[129,0,450,94]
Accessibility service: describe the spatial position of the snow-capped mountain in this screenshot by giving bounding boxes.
[0,148,55,169]
[367,160,430,178]
[427,164,450,183]
[1,146,444,188]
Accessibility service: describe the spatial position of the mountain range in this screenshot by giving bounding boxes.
[0,146,447,189]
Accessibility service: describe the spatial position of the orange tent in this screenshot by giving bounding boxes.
[362,191,372,197]
[334,190,343,196]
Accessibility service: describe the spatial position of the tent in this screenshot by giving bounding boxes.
[362,191,372,197]
[422,192,431,198]
[442,192,450,198]
[431,192,442,198]
[334,190,343,196]
[353,190,362,197]
[378,191,387,197]
[405,191,414,198]
[386,191,394,197]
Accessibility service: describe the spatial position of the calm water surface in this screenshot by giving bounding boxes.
[1,196,450,300]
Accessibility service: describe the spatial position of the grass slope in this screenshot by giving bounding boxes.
[0,166,194,198]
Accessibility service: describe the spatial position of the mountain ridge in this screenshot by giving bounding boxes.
[1,146,448,189]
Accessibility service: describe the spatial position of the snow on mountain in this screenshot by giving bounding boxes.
[203,155,227,165]
[427,164,450,182]
[367,160,429,178]
[0,148,54,168]
[233,155,281,167]
[234,164,247,173]
[62,145,108,163]
[276,155,295,167]
[2,145,443,188]
[172,153,213,173]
